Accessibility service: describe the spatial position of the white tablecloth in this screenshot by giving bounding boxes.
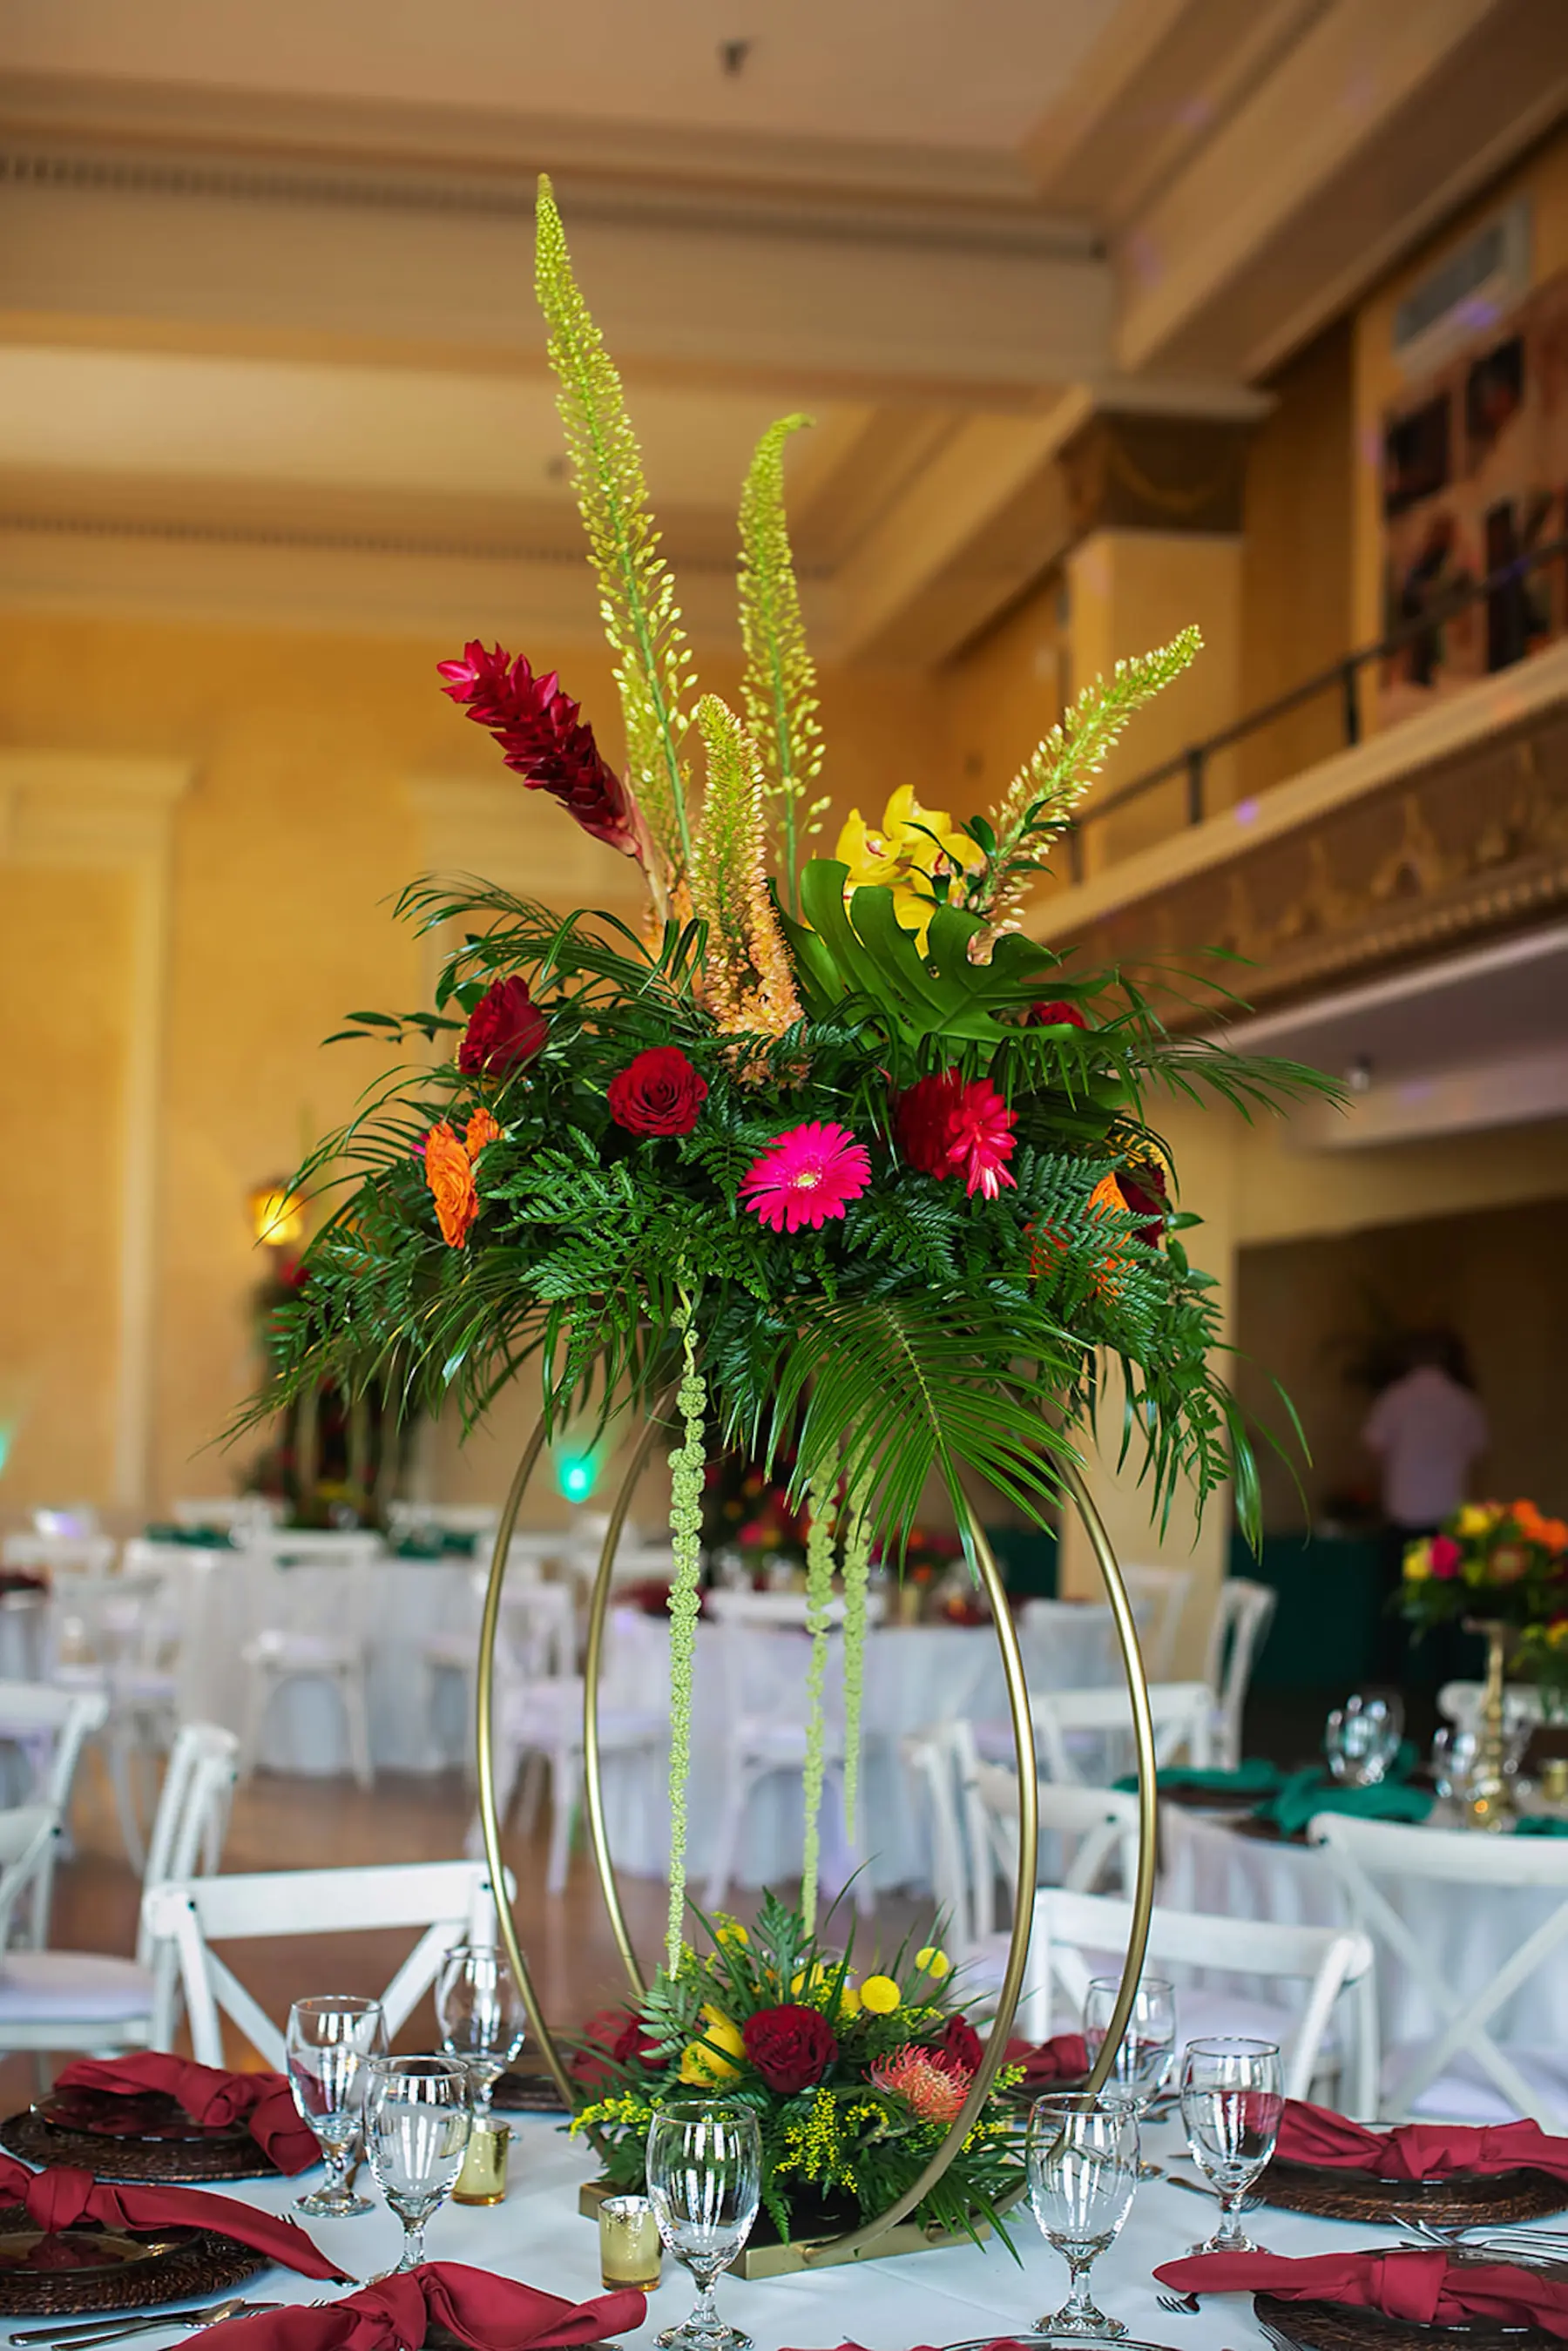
[1160,1803,1568,2052]
[133,2105,1562,2351]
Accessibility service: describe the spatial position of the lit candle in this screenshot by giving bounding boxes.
[598,2193,662,2291]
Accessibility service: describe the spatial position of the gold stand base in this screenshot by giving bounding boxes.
[577,2178,1019,2278]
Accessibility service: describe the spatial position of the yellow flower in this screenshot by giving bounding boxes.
[834,787,983,953]
[1456,1503,1496,1537]
[1402,1540,1432,1581]
[858,1974,901,2015]
[679,2003,745,2085]
[915,1945,951,1979]
[835,1982,862,2017]
[715,1919,749,1949]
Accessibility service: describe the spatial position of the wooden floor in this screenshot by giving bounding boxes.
[0,1755,928,2109]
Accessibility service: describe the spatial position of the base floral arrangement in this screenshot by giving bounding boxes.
[243,177,1321,1971]
[1402,1499,1568,1706]
[567,1895,1024,2245]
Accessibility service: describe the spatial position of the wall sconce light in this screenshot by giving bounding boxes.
[249,1179,305,1249]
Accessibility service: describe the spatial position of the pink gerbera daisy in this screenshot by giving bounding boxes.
[739,1121,872,1234]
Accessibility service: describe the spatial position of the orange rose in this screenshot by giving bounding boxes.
[465,1107,503,1158]
[424,1121,479,1248]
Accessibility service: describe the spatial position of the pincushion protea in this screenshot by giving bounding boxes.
[870,2043,972,2126]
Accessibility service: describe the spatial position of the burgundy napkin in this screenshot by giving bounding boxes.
[55,2054,317,2176]
[1276,2097,1568,2185]
[206,2263,645,2351]
[1155,2247,1568,2337]
[0,2155,344,2280]
[1004,2032,1088,2085]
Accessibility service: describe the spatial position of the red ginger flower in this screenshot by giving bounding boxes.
[437,642,646,861]
[896,1070,1017,1199]
[458,976,547,1078]
[739,1121,871,1234]
[1027,998,1087,1029]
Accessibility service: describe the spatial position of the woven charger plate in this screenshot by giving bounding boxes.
[1256,2292,1558,2351]
[491,2071,569,2116]
[3,2100,280,2185]
[1257,2159,1568,2227]
[0,2205,266,2316]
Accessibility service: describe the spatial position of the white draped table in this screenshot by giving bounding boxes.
[134,2106,1535,2351]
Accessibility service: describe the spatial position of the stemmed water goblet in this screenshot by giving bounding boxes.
[1325,1690,1404,1786]
[1026,2090,1140,2339]
[435,1943,527,2119]
[365,2056,472,2272]
[645,2098,760,2351]
[1179,2037,1284,2253]
[1083,1975,1176,2179]
[285,1995,388,2217]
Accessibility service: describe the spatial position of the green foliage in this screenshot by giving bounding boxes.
[535,176,696,885]
[738,413,824,913]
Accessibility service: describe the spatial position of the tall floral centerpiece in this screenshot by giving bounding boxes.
[248,178,1319,2238]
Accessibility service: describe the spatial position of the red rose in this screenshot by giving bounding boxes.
[606,1046,708,1138]
[1027,999,1087,1029]
[933,2014,983,2078]
[568,2007,665,2087]
[458,976,547,1078]
[612,2014,666,2070]
[740,2003,837,2094]
[1117,1160,1168,1248]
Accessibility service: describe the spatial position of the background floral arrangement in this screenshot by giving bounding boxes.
[247,177,1321,1950]
[1402,1499,1568,1700]
[567,1894,1024,2245]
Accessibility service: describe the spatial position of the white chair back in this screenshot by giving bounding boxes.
[706,1589,888,1632]
[242,1536,381,1650]
[493,1580,576,1684]
[2,1533,115,1578]
[144,1858,504,2068]
[1119,1565,1193,1679]
[962,1734,1142,1918]
[1437,1680,1544,1736]
[1029,1885,1375,2103]
[137,1723,240,1970]
[1017,1598,1123,1694]
[0,1807,63,1946]
[1031,1681,1213,1785]
[902,1724,979,1959]
[1203,1578,1277,1769]
[1311,1812,1568,2130]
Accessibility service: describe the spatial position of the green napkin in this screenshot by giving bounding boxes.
[1513,1814,1568,1837]
[1255,1769,1433,1839]
[392,1530,479,1559]
[141,1523,236,1549]
[1113,1760,1284,1796]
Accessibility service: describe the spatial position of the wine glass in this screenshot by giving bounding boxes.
[1325,1691,1403,1786]
[1026,2091,1140,2338]
[365,2057,471,2272]
[1179,2037,1284,2253]
[1431,1724,1481,1805]
[285,1996,387,2217]
[1083,1975,1175,2178]
[645,2098,760,2351]
[435,1943,527,2117]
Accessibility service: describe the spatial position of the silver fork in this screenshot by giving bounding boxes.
[1157,2292,1202,2315]
[10,2303,282,2348]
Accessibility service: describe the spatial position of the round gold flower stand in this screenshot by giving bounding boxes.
[473,1409,1159,2266]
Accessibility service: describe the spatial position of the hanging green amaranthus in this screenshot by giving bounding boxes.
[798,1476,837,1934]
[664,1312,706,1965]
[840,1474,873,1841]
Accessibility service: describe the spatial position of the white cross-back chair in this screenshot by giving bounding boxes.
[705,1603,877,1918]
[2,1533,116,1583]
[387,1503,502,1544]
[238,1534,382,1789]
[145,1857,506,2070]
[1203,1577,1277,1769]
[1311,1813,1568,2130]
[1118,1566,1193,1679]
[1031,1681,1213,1787]
[1027,1886,1375,2106]
[0,1721,239,2057]
[422,1557,571,1776]
[0,1683,109,1943]
[485,1598,663,1894]
[172,1498,281,1535]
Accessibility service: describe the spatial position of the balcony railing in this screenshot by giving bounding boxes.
[1064,532,1568,886]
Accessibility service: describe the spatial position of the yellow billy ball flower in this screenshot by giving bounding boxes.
[836,1982,862,2017]
[915,1945,951,1979]
[858,1974,901,2015]
[679,2003,745,2085]
[1456,1503,1493,1537]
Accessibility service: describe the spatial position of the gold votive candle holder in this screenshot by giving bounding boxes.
[452,2118,510,2205]
[598,2193,662,2292]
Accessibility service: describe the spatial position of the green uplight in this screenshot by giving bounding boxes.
[558,1453,597,1503]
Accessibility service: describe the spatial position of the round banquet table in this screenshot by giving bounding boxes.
[1160,1801,1568,2061]
[101,2104,1568,2351]
[597,1606,1120,1895]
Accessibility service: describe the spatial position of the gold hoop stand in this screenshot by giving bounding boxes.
[474,1418,1158,2261]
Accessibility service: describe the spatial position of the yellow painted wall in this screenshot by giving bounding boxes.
[1352,123,1568,655]
[0,609,938,1520]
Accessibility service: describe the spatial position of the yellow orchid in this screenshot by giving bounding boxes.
[835,787,983,953]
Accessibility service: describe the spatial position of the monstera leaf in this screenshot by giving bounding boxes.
[781,860,1068,1047]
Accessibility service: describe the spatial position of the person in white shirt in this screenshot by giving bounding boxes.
[1363,1331,1489,1679]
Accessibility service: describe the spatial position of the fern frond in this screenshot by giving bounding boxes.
[689,694,803,1041]
[738,413,822,915]
[534,175,696,892]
